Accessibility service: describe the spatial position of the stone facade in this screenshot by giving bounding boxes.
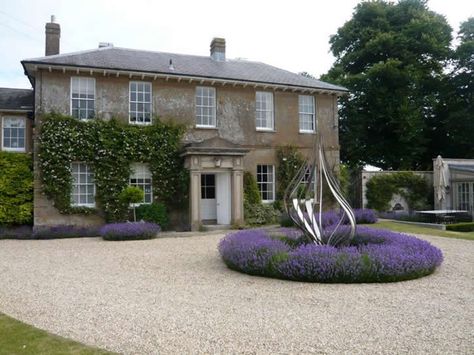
[31,70,340,228]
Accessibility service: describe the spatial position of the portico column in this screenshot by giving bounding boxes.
[231,169,244,226]
[190,170,201,231]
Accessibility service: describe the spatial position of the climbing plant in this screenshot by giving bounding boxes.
[366,172,431,212]
[276,145,305,201]
[38,113,188,222]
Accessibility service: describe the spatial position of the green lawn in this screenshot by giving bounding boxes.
[0,313,113,355]
[366,220,474,241]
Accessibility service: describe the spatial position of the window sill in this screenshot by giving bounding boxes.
[195,125,218,130]
[262,200,275,204]
[299,130,316,134]
[129,121,153,126]
[2,148,26,153]
[256,128,276,133]
[71,204,96,208]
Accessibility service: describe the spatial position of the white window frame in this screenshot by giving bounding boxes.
[301,165,316,192]
[70,77,96,120]
[257,164,275,203]
[195,86,217,128]
[71,162,95,207]
[2,116,26,152]
[299,95,315,133]
[129,163,153,204]
[129,81,152,125]
[256,91,274,131]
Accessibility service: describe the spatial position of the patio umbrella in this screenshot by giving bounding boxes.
[435,155,449,202]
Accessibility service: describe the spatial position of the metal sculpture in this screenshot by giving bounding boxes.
[283,138,356,246]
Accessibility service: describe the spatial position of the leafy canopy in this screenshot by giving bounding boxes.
[322,0,454,170]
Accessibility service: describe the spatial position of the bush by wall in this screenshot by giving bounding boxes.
[0,152,33,225]
[446,222,474,232]
[136,202,169,230]
[243,171,278,225]
[276,145,305,201]
[366,172,431,212]
[100,222,161,241]
[38,113,188,222]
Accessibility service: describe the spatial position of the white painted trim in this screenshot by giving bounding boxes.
[298,94,315,133]
[257,164,275,203]
[70,162,96,207]
[128,81,153,125]
[255,91,274,130]
[70,76,96,120]
[195,86,217,128]
[1,116,26,152]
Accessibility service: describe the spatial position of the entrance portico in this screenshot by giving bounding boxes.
[183,137,248,231]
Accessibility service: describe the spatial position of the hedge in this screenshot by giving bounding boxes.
[446,222,474,232]
[366,172,431,211]
[0,152,33,225]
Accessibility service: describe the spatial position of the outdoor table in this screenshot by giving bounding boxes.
[415,210,469,224]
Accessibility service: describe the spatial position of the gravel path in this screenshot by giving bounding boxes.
[0,232,473,354]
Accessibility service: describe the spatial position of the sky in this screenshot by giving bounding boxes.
[0,0,472,89]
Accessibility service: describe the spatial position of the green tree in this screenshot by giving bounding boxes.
[322,0,452,170]
[431,18,474,159]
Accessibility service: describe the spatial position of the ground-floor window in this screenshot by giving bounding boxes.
[301,165,315,193]
[130,163,153,204]
[453,182,473,212]
[2,117,25,152]
[71,162,95,207]
[257,164,275,202]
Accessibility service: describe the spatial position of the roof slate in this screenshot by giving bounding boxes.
[0,87,34,111]
[22,47,347,92]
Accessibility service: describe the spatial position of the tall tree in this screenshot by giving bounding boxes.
[322,0,452,170]
[431,18,474,159]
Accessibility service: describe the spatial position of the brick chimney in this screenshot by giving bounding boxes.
[210,38,225,61]
[45,15,60,56]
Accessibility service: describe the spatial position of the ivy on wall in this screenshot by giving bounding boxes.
[366,172,431,212]
[276,145,305,201]
[39,113,188,221]
[0,152,33,225]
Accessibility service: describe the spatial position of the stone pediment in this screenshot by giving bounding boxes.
[183,136,249,156]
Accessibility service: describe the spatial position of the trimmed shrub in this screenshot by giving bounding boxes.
[219,227,443,283]
[244,202,279,225]
[243,171,261,205]
[136,202,169,229]
[33,225,100,239]
[0,152,33,225]
[446,222,474,232]
[100,222,160,241]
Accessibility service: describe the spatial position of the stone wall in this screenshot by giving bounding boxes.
[33,70,340,227]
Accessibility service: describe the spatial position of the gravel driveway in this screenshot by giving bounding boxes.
[0,232,472,354]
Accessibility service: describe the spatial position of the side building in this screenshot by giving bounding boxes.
[21,18,347,230]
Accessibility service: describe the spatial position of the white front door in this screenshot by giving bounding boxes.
[216,172,232,225]
[200,174,217,220]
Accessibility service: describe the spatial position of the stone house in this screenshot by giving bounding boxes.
[0,88,34,154]
[16,18,347,230]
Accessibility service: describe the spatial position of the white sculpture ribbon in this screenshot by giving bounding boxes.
[283,140,356,246]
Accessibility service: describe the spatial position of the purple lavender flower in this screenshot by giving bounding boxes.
[100,222,160,241]
[218,227,443,283]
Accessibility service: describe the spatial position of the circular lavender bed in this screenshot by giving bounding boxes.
[218,227,443,283]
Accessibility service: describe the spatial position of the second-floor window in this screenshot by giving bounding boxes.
[2,117,25,152]
[71,162,95,207]
[256,92,274,130]
[129,163,153,204]
[299,95,315,133]
[129,82,152,124]
[71,77,95,120]
[196,86,216,127]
